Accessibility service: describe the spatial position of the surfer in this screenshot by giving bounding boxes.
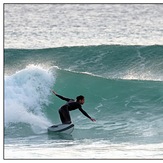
[52,91,96,124]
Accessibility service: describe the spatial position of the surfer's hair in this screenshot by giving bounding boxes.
[76,95,84,101]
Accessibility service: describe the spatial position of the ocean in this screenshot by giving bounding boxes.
[4,4,163,159]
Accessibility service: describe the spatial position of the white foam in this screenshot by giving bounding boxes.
[4,141,163,159]
[4,65,55,133]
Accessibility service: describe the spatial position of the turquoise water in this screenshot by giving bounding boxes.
[4,45,163,159]
[4,4,163,159]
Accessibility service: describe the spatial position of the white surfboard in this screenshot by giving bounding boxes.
[48,123,74,134]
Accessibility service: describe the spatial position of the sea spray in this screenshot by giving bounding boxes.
[4,65,55,134]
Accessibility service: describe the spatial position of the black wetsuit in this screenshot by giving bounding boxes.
[56,94,91,124]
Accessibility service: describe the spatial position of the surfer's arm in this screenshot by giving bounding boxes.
[52,91,70,102]
[79,107,96,122]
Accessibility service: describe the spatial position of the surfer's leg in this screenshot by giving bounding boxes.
[59,109,65,124]
[64,107,71,124]
[59,106,71,124]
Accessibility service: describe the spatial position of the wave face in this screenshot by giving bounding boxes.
[4,45,163,144]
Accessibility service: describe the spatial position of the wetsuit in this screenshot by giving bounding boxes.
[56,94,91,124]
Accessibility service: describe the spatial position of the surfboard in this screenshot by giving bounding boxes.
[48,123,74,134]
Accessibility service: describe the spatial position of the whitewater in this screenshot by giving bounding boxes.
[4,4,163,159]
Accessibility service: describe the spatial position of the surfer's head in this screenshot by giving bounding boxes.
[76,95,85,105]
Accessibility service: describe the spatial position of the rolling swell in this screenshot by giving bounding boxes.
[4,45,163,143]
[5,45,163,81]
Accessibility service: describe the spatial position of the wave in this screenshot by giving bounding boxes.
[4,65,55,136]
[4,45,163,81]
[4,64,163,143]
[4,45,163,143]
